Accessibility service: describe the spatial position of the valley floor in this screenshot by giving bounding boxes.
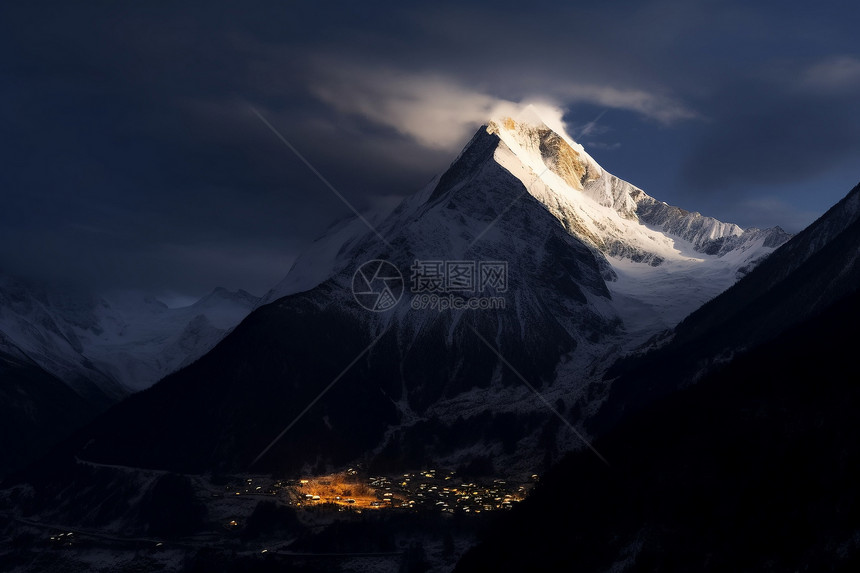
[0,463,535,573]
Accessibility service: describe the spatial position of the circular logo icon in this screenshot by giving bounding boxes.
[352,260,404,312]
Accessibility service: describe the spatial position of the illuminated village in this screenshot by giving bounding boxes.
[219,468,536,523]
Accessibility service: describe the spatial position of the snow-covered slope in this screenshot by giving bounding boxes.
[81,287,259,392]
[0,279,259,396]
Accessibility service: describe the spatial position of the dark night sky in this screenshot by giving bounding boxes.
[1,1,858,304]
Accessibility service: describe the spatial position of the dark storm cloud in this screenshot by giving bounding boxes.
[1,1,858,297]
[0,2,421,295]
[680,60,860,192]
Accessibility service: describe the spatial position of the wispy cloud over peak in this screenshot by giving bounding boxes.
[310,65,522,150]
[802,56,860,93]
[559,84,699,124]
[308,62,698,151]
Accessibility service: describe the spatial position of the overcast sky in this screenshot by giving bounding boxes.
[2,1,858,302]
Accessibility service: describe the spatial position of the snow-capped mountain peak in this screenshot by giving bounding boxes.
[488,106,605,193]
[261,104,790,343]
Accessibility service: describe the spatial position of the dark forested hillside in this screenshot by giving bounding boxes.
[0,338,97,476]
[457,284,860,572]
[593,183,860,435]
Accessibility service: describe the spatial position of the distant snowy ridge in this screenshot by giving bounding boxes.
[0,278,259,397]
